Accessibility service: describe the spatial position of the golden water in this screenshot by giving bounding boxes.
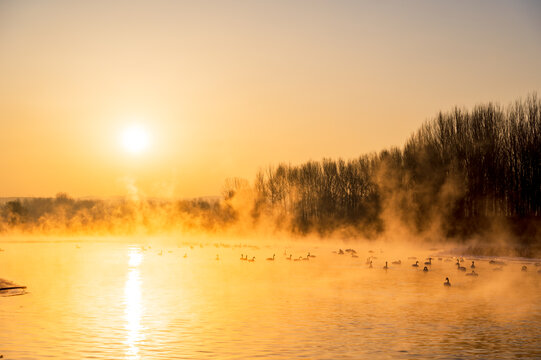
[1,238,540,359]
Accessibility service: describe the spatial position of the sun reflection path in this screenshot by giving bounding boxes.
[125,248,144,359]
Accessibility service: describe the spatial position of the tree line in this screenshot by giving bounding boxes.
[0,193,236,234]
[1,94,539,245]
[250,94,540,241]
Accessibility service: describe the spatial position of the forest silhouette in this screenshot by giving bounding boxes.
[1,94,540,254]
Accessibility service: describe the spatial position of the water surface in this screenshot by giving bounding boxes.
[1,238,540,359]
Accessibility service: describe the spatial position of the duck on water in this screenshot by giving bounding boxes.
[466,270,478,276]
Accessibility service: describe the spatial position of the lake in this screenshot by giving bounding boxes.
[1,237,540,359]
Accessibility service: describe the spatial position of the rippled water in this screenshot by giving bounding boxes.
[1,237,540,359]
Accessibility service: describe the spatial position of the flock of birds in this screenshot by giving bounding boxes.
[358,250,541,286]
[150,241,541,291]
[238,251,317,262]
[74,242,541,288]
[230,247,541,287]
[101,243,541,286]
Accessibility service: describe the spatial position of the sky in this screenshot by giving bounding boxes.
[1,0,540,198]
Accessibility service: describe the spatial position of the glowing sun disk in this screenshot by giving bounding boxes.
[122,125,149,154]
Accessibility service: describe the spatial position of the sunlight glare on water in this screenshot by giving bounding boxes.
[125,248,144,359]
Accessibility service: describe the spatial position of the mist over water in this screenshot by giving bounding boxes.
[2,95,540,260]
[1,236,540,359]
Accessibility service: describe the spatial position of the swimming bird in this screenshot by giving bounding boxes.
[412,261,419,267]
[383,261,389,270]
[369,260,373,268]
[424,258,432,266]
[466,270,478,276]
[294,256,302,262]
[248,256,255,262]
[308,252,316,258]
[521,265,527,272]
[423,266,429,272]
[286,254,292,260]
[338,249,344,255]
[302,254,310,261]
[456,261,466,271]
[392,260,401,265]
[444,277,451,286]
[266,254,275,261]
[471,261,475,269]
[240,254,245,260]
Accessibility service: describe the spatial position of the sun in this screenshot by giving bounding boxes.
[121,125,150,154]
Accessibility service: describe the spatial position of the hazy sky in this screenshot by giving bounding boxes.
[1,0,540,198]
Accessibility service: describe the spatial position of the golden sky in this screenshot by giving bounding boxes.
[1,0,540,198]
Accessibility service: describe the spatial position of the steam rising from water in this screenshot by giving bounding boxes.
[1,95,540,257]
